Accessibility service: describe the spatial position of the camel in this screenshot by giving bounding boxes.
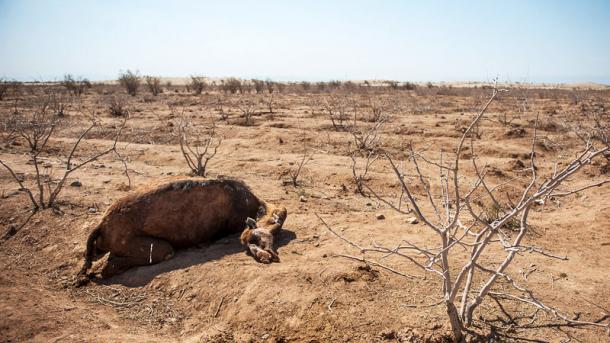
[76,178,287,284]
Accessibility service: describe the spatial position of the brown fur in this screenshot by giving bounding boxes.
[76,178,287,284]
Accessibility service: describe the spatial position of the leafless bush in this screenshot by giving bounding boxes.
[0,79,21,100]
[573,102,610,172]
[384,80,399,90]
[188,76,206,95]
[349,148,379,196]
[0,79,9,100]
[365,97,395,123]
[300,81,311,92]
[108,96,129,117]
[61,74,91,96]
[323,95,349,131]
[264,93,275,114]
[498,88,528,126]
[0,102,127,211]
[252,79,265,94]
[347,105,386,195]
[282,152,313,187]
[320,85,610,341]
[241,81,253,94]
[328,80,341,90]
[236,97,257,126]
[172,107,222,177]
[401,81,417,90]
[145,76,163,96]
[316,82,327,92]
[222,78,242,94]
[118,70,141,96]
[265,80,275,94]
[47,90,69,116]
[349,109,386,152]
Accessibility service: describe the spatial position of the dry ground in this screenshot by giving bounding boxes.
[1,84,609,342]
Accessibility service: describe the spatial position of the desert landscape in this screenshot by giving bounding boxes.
[0,77,609,342]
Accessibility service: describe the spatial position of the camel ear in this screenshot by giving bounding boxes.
[240,228,253,246]
[246,217,257,229]
[273,207,287,225]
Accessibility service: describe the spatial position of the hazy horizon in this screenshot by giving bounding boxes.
[1,0,609,84]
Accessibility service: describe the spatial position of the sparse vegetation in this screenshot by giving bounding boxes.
[108,95,129,116]
[118,70,141,96]
[320,85,610,341]
[0,96,127,211]
[222,78,242,94]
[145,76,163,96]
[1,78,609,342]
[61,74,92,96]
[188,75,206,95]
[172,107,222,177]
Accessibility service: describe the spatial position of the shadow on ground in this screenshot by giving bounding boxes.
[94,228,297,287]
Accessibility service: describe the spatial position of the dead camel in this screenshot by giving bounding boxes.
[76,178,287,284]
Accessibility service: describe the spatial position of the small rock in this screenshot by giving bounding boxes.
[407,217,419,224]
[379,329,397,340]
[70,180,82,187]
[88,207,97,213]
[261,333,270,339]
[376,213,385,220]
[299,195,307,202]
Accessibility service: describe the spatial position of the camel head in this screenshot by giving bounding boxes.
[240,206,287,263]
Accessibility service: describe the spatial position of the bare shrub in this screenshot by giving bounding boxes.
[0,101,127,211]
[264,93,274,114]
[323,95,349,130]
[316,81,327,92]
[61,74,91,96]
[349,148,379,196]
[573,101,610,172]
[328,80,341,90]
[241,80,253,94]
[0,78,9,100]
[320,85,610,341]
[0,79,21,100]
[108,96,129,117]
[236,97,257,126]
[401,81,417,90]
[212,95,229,121]
[47,90,70,116]
[145,76,162,96]
[252,79,265,94]
[282,152,313,187]
[118,70,141,96]
[188,76,206,95]
[265,79,275,94]
[349,109,386,152]
[300,81,311,92]
[222,78,242,94]
[347,105,386,195]
[172,107,222,177]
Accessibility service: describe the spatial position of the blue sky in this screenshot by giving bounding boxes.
[1,0,609,83]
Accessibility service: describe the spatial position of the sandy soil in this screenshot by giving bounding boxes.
[1,84,609,342]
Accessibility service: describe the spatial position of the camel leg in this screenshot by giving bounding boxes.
[101,236,174,277]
